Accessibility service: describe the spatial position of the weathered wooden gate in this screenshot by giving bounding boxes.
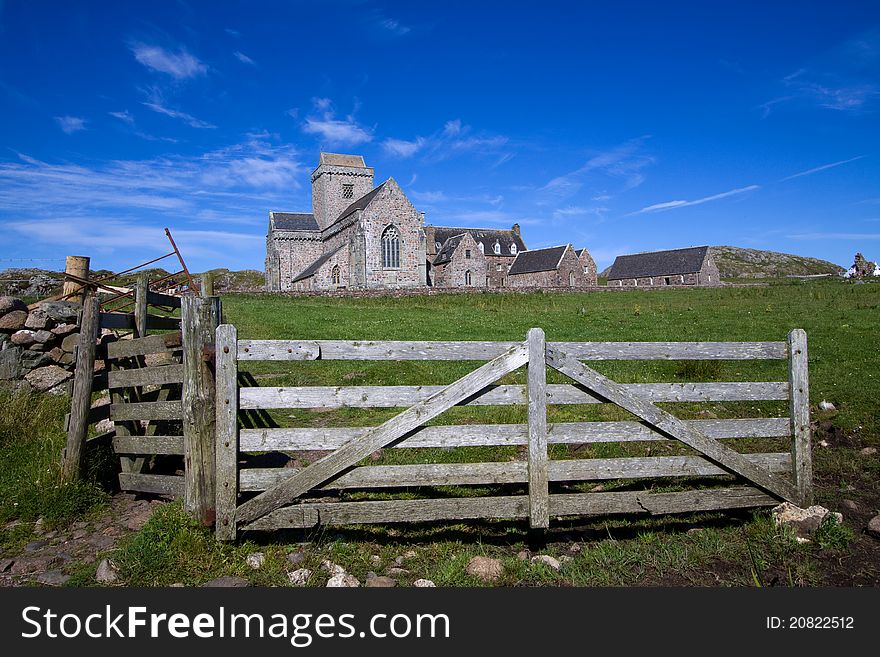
[213,327,810,541]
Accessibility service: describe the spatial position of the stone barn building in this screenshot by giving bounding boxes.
[506,244,595,288]
[265,152,600,292]
[606,246,720,287]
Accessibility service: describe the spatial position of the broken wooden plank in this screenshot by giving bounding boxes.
[106,332,182,359]
[107,363,183,389]
[118,473,183,497]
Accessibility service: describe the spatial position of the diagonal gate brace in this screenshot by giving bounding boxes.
[236,342,530,526]
[545,344,799,504]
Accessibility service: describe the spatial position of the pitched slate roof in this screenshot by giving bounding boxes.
[324,182,387,231]
[508,245,569,275]
[319,152,367,168]
[271,212,320,231]
[429,227,526,256]
[433,234,467,265]
[607,246,710,280]
[291,246,343,283]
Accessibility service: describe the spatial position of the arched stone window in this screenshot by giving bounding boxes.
[493,241,501,255]
[331,265,340,286]
[478,241,484,254]
[510,243,517,255]
[569,271,574,286]
[382,225,400,269]
[465,270,472,286]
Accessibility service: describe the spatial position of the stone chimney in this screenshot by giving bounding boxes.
[512,223,520,236]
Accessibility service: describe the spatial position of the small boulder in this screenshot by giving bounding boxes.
[287,568,312,586]
[516,550,531,561]
[21,350,52,370]
[24,309,53,330]
[0,310,28,331]
[0,296,27,317]
[51,323,77,337]
[818,400,836,412]
[35,570,71,586]
[320,560,345,576]
[861,447,877,457]
[385,567,410,576]
[0,346,23,379]
[202,576,249,587]
[413,579,436,587]
[465,556,503,582]
[772,502,841,541]
[39,301,80,323]
[286,551,306,566]
[11,330,36,346]
[25,365,73,392]
[366,574,397,587]
[531,555,561,570]
[95,558,119,583]
[326,573,360,587]
[33,329,54,344]
[0,558,13,573]
[841,499,859,512]
[867,515,880,538]
[61,333,80,353]
[246,552,265,570]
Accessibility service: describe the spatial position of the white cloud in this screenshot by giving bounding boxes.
[300,98,372,146]
[109,110,135,125]
[234,51,256,66]
[130,42,208,79]
[632,184,760,215]
[55,116,86,134]
[383,119,508,163]
[379,18,411,36]
[409,190,448,203]
[382,137,426,158]
[143,100,216,129]
[780,155,865,182]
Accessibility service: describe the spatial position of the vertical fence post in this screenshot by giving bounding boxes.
[182,295,221,525]
[61,291,98,483]
[134,273,148,338]
[62,255,90,303]
[527,327,549,529]
[215,324,239,541]
[201,272,214,298]
[788,328,813,506]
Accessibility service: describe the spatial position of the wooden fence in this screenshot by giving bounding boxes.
[211,327,811,541]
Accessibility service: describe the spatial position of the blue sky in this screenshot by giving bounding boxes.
[0,1,878,274]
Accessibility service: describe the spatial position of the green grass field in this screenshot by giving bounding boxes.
[2,279,878,586]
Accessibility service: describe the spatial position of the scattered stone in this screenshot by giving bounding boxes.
[24,540,49,552]
[568,544,582,554]
[841,499,859,512]
[287,568,312,586]
[320,560,345,576]
[531,555,561,570]
[21,350,52,370]
[11,330,36,346]
[0,346,23,379]
[516,550,531,561]
[366,574,397,587]
[818,400,836,412]
[61,333,80,353]
[24,309,52,330]
[465,556,503,582]
[591,484,605,492]
[867,515,880,539]
[0,310,27,331]
[392,555,405,567]
[202,576,250,587]
[0,559,14,573]
[39,301,80,323]
[286,551,306,566]
[33,517,45,534]
[246,552,265,570]
[51,323,77,337]
[772,502,842,541]
[0,296,27,316]
[25,365,73,392]
[326,573,360,587]
[369,449,383,461]
[95,418,115,434]
[10,555,61,574]
[95,558,119,583]
[33,329,54,343]
[369,554,382,566]
[818,440,830,448]
[860,447,877,457]
[35,570,71,586]
[413,579,436,587]
[385,567,410,576]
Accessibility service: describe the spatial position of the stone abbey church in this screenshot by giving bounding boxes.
[265,153,598,292]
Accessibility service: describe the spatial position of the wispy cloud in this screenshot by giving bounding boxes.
[379,17,410,36]
[787,232,880,241]
[383,137,425,158]
[300,97,372,146]
[225,28,240,38]
[109,110,135,125]
[143,100,216,129]
[234,50,256,66]
[55,116,86,134]
[779,155,865,182]
[382,119,508,161]
[631,184,760,215]
[129,42,208,80]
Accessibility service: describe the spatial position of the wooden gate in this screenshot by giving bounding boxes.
[213,327,810,541]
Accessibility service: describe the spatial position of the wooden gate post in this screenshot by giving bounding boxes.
[788,329,813,506]
[182,295,221,525]
[527,328,549,529]
[134,273,148,338]
[61,291,99,483]
[215,324,239,541]
[62,255,90,303]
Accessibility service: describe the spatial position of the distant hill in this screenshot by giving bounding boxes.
[598,246,845,279]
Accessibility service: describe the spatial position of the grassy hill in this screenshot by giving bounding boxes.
[599,246,844,280]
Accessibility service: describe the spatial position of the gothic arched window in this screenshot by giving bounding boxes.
[493,241,501,255]
[382,225,400,269]
[510,243,517,255]
[465,270,472,286]
[331,265,341,286]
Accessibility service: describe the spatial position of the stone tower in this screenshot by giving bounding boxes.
[311,153,375,229]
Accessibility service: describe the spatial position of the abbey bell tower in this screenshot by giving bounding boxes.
[311,152,375,229]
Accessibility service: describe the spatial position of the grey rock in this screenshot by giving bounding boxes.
[33,329,54,344]
[841,499,859,512]
[0,558,14,573]
[95,558,119,583]
[47,346,65,363]
[326,573,360,587]
[772,502,840,541]
[25,365,73,392]
[202,576,250,587]
[246,552,265,569]
[0,346,22,379]
[35,570,71,586]
[28,342,49,353]
[413,579,436,587]
[530,555,561,570]
[867,515,880,538]
[465,556,503,582]
[861,447,878,457]
[286,550,306,565]
[385,567,410,576]
[320,560,345,576]
[24,539,49,552]
[39,301,80,323]
[366,575,397,587]
[0,296,27,317]
[0,310,27,331]
[51,323,77,337]
[11,330,36,346]
[10,555,61,574]
[24,309,53,330]
[818,400,836,412]
[61,333,80,353]
[21,350,52,370]
[287,568,312,586]
[516,550,531,561]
